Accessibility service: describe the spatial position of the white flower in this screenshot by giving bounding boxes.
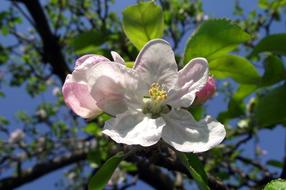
[9,129,25,143]
[62,39,226,153]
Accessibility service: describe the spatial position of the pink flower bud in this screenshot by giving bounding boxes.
[194,76,216,105]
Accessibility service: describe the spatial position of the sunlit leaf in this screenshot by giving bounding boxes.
[71,30,108,54]
[122,1,164,50]
[88,152,124,190]
[84,123,102,136]
[209,55,261,84]
[184,19,250,63]
[263,179,286,190]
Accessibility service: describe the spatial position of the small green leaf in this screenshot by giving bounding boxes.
[122,1,164,50]
[255,84,286,126]
[125,61,134,68]
[84,123,102,136]
[177,152,210,190]
[88,152,124,190]
[209,55,261,84]
[71,30,107,54]
[267,160,284,168]
[261,55,286,86]
[263,179,286,190]
[250,33,286,56]
[184,19,250,63]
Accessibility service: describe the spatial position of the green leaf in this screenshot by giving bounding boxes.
[83,123,102,136]
[183,19,251,63]
[177,152,210,190]
[263,179,286,190]
[209,55,261,84]
[71,30,107,54]
[267,160,284,168]
[261,55,286,86]
[122,1,164,50]
[250,33,286,56]
[255,84,286,126]
[88,152,124,190]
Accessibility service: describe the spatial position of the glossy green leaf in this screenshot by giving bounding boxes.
[88,152,124,190]
[255,84,286,126]
[178,152,210,190]
[261,55,286,86]
[71,30,107,54]
[184,19,250,63]
[263,179,286,190]
[122,1,164,50]
[250,33,286,56]
[209,55,261,84]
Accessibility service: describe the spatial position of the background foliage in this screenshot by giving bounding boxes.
[0,0,285,189]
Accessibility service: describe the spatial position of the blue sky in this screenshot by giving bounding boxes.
[0,0,285,189]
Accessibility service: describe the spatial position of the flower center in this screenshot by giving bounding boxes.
[143,83,170,118]
[149,83,167,102]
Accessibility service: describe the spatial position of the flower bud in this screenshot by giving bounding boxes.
[194,76,216,105]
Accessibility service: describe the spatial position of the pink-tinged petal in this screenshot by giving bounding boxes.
[134,39,178,91]
[111,51,125,65]
[194,76,216,105]
[103,111,165,146]
[74,54,109,69]
[62,75,101,118]
[167,58,209,108]
[90,75,127,116]
[162,109,226,153]
[63,57,135,118]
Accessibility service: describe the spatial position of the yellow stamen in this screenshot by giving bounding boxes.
[148,83,167,102]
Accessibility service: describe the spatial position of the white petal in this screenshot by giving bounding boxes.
[103,112,165,146]
[111,51,125,65]
[134,39,178,91]
[162,109,226,153]
[167,58,209,108]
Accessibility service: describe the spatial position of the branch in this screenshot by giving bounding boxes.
[13,0,70,83]
[0,150,87,190]
[281,156,286,179]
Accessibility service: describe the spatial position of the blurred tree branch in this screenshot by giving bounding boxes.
[12,0,70,82]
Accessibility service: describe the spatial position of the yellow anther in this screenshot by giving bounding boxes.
[148,83,167,101]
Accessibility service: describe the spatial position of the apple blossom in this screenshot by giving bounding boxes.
[62,39,226,153]
[9,129,25,143]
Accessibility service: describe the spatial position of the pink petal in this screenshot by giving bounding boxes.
[62,76,101,118]
[91,75,128,116]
